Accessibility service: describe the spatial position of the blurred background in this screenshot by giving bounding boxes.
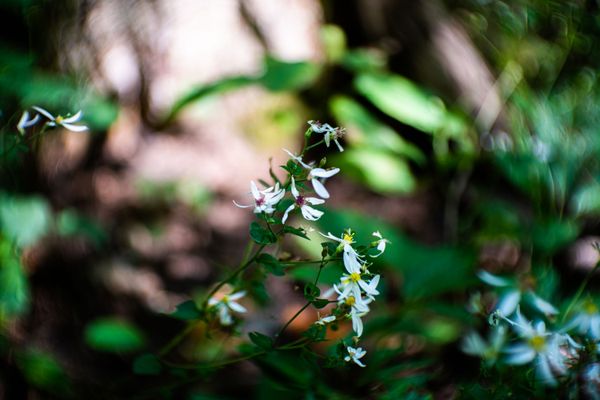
[2,0,600,398]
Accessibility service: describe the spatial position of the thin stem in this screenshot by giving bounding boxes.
[562,260,600,323]
[303,139,325,153]
[274,301,311,345]
[158,323,196,357]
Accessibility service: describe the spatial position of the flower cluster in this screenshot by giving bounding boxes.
[463,269,600,387]
[225,121,389,367]
[17,106,88,134]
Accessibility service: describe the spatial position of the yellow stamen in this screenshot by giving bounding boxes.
[55,116,64,124]
[222,295,229,304]
[584,301,598,315]
[349,272,361,283]
[528,335,546,352]
[343,232,354,243]
[345,296,356,306]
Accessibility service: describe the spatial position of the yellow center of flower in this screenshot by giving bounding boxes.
[528,335,546,352]
[584,301,598,315]
[55,116,64,124]
[349,272,361,283]
[345,296,356,306]
[222,295,229,304]
[343,232,354,243]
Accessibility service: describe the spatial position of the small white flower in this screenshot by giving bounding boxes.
[320,230,363,274]
[344,346,367,367]
[234,181,285,214]
[208,290,247,326]
[502,309,572,386]
[16,110,40,134]
[314,314,336,326]
[477,270,558,317]
[281,177,325,223]
[563,299,600,340]
[461,325,507,365]
[308,120,345,152]
[32,106,88,132]
[282,149,339,199]
[370,231,390,257]
[335,272,380,303]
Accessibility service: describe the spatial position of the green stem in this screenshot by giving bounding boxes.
[274,301,311,345]
[562,261,600,323]
[158,323,196,357]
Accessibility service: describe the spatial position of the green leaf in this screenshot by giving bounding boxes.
[0,240,29,317]
[282,225,309,240]
[531,219,579,255]
[170,300,201,320]
[303,283,320,301]
[334,148,416,194]
[249,331,273,351]
[133,354,162,376]
[256,253,285,276]
[259,56,321,92]
[312,298,330,309]
[329,95,425,163]
[16,349,71,397]
[85,318,146,353]
[0,194,51,247]
[56,209,107,248]
[354,73,467,137]
[250,222,276,245]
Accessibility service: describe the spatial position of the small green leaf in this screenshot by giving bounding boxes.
[312,298,330,309]
[0,194,51,247]
[250,222,277,245]
[282,226,310,240]
[0,240,29,317]
[85,318,146,353]
[259,57,321,92]
[170,300,201,320]
[303,283,320,301]
[248,331,273,351]
[16,349,71,396]
[256,253,285,276]
[133,354,162,376]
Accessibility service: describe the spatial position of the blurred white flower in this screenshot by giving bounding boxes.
[563,299,600,340]
[314,314,336,326]
[16,110,40,134]
[282,149,339,199]
[234,181,284,214]
[281,177,324,223]
[344,346,367,367]
[461,325,507,365]
[308,120,344,152]
[370,231,390,257]
[583,363,600,400]
[320,230,363,274]
[32,106,88,132]
[208,290,247,326]
[477,270,558,317]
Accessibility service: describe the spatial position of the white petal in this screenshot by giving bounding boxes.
[291,177,300,198]
[233,200,253,208]
[477,270,512,287]
[311,178,330,199]
[591,316,600,340]
[62,110,82,123]
[497,290,521,317]
[504,347,536,365]
[228,301,247,313]
[250,181,260,199]
[343,251,362,274]
[62,123,88,132]
[32,106,55,120]
[228,291,246,301]
[281,204,295,224]
[372,231,382,239]
[536,356,557,386]
[310,168,340,179]
[352,312,364,337]
[300,205,323,221]
[305,197,325,205]
[333,139,344,152]
[461,332,487,356]
[529,292,558,315]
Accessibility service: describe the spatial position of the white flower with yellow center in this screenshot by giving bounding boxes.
[564,299,600,340]
[370,231,390,257]
[281,177,325,223]
[234,181,285,215]
[314,314,336,326]
[282,149,340,199]
[344,346,367,367]
[335,272,380,303]
[320,230,363,274]
[32,106,88,132]
[16,110,40,134]
[208,290,247,326]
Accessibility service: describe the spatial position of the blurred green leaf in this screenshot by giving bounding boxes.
[56,209,106,247]
[248,331,273,351]
[0,240,29,317]
[354,73,467,138]
[282,225,309,240]
[16,349,71,397]
[259,56,321,92]
[0,194,51,247]
[170,300,201,320]
[334,148,416,194]
[531,218,579,255]
[256,253,285,276]
[85,318,146,353]
[133,353,162,376]
[250,222,276,245]
[571,182,600,216]
[330,95,425,163]
[341,49,387,73]
[320,24,346,62]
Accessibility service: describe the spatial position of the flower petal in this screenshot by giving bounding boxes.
[311,178,330,199]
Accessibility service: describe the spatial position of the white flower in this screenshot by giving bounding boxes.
[563,299,600,340]
[314,314,336,326]
[582,363,600,400]
[461,325,507,365]
[320,230,363,274]
[477,270,558,317]
[282,149,340,199]
[32,106,88,132]
[308,120,345,152]
[344,346,367,367]
[234,181,285,214]
[208,290,247,326]
[502,310,572,386]
[281,177,325,223]
[370,231,390,257]
[337,294,372,337]
[16,110,40,134]
[335,273,380,303]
